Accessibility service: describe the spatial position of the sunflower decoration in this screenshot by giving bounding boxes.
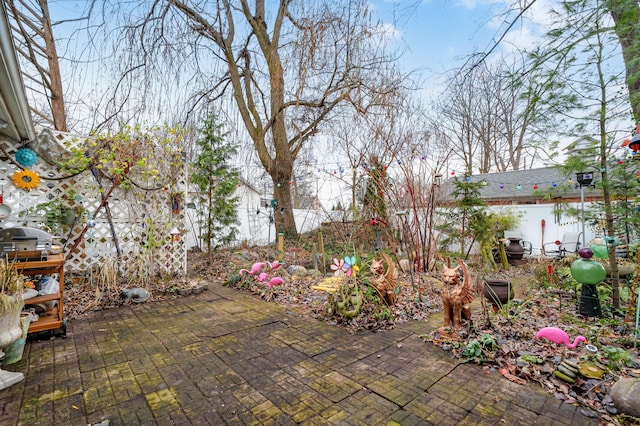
[11,168,40,191]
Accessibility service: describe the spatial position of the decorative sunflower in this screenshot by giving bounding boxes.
[11,168,40,191]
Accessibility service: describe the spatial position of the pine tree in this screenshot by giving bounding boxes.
[191,116,240,251]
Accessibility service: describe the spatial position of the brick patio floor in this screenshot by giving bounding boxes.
[0,283,600,425]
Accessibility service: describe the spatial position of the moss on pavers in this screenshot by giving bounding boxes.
[366,374,423,407]
[309,371,361,403]
[392,360,452,391]
[430,377,486,412]
[83,386,118,415]
[405,394,470,424]
[144,387,180,417]
[7,284,608,424]
[340,360,388,386]
[134,369,167,396]
[249,399,284,423]
[298,389,334,412]
[292,406,321,423]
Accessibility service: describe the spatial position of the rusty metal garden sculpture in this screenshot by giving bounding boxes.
[440,259,475,330]
[370,253,398,306]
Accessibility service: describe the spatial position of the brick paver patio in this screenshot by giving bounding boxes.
[0,283,600,425]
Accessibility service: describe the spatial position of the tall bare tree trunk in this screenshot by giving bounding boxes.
[608,0,640,122]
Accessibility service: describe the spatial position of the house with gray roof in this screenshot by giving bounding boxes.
[465,166,601,205]
[444,167,603,256]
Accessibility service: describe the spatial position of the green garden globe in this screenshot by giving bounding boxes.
[570,258,606,285]
[590,244,608,259]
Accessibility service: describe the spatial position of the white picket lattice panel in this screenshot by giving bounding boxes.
[0,129,187,279]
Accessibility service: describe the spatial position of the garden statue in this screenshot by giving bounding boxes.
[440,259,475,330]
[370,253,398,306]
[334,282,363,318]
[120,287,150,303]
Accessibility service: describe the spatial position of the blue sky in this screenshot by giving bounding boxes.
[369,0,550,95]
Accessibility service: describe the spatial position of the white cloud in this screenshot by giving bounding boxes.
[375,22,402,41]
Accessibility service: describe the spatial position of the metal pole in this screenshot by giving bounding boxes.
[581,185,586,248]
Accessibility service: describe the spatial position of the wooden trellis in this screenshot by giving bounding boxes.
[0,128,187,278]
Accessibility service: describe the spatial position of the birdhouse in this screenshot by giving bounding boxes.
[170,227,181,242]
[629,133,640,153]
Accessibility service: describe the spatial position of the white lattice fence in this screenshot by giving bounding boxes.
[0,129,187,279]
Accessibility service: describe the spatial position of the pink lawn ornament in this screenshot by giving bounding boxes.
[239,261,283,289]
[265,277,284,288]
[239,262,267,276]
[535,327,586,348]
[267,261,281,270]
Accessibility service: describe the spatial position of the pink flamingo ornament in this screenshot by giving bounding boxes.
[266,261,281,271]
[264,277,284,288]
[239,262,267,276]
[535,327,586,348]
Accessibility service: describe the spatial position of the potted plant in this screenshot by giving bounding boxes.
[475,210,520,311]
[0,261,26,389]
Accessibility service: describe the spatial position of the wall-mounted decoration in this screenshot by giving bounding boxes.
[15,148,38,167]
[11,169,40,191]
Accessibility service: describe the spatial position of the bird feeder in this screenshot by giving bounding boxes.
[629,133,640,153]
[170,227,181,242]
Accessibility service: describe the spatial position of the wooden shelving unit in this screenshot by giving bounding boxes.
[15,253,66,336]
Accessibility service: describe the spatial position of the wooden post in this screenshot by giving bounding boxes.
[317,231,325,274]
[277,233,284,261]
[312,243,318,271]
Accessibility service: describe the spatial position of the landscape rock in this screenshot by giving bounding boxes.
[306,268,323,278]
[287,265,307,277]
[610,377,640,418]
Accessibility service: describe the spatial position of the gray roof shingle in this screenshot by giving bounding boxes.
[446,166,598,202]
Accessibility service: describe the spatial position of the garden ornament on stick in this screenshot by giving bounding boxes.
[263,277,284,288]
[440,259,474,330]
[535,327,586,349]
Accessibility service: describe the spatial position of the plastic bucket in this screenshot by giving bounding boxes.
[1,312,33,365]
[2,337,26,365]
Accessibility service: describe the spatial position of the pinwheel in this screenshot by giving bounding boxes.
[330,257,345,277]
[342,256,360,277]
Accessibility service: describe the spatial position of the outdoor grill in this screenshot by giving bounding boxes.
[0,227,53,261]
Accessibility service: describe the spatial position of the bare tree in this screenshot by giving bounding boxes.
[432,56,553,174]
[530,0,631,309]
[607,0,640,122]
[95,0,407,239]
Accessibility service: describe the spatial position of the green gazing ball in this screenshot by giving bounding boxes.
[590,244,608,259]
[570,258,606,285]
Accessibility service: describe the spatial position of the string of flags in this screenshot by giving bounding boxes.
[232,129,640,190]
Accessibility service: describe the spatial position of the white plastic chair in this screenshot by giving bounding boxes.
[543,232,582,258]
